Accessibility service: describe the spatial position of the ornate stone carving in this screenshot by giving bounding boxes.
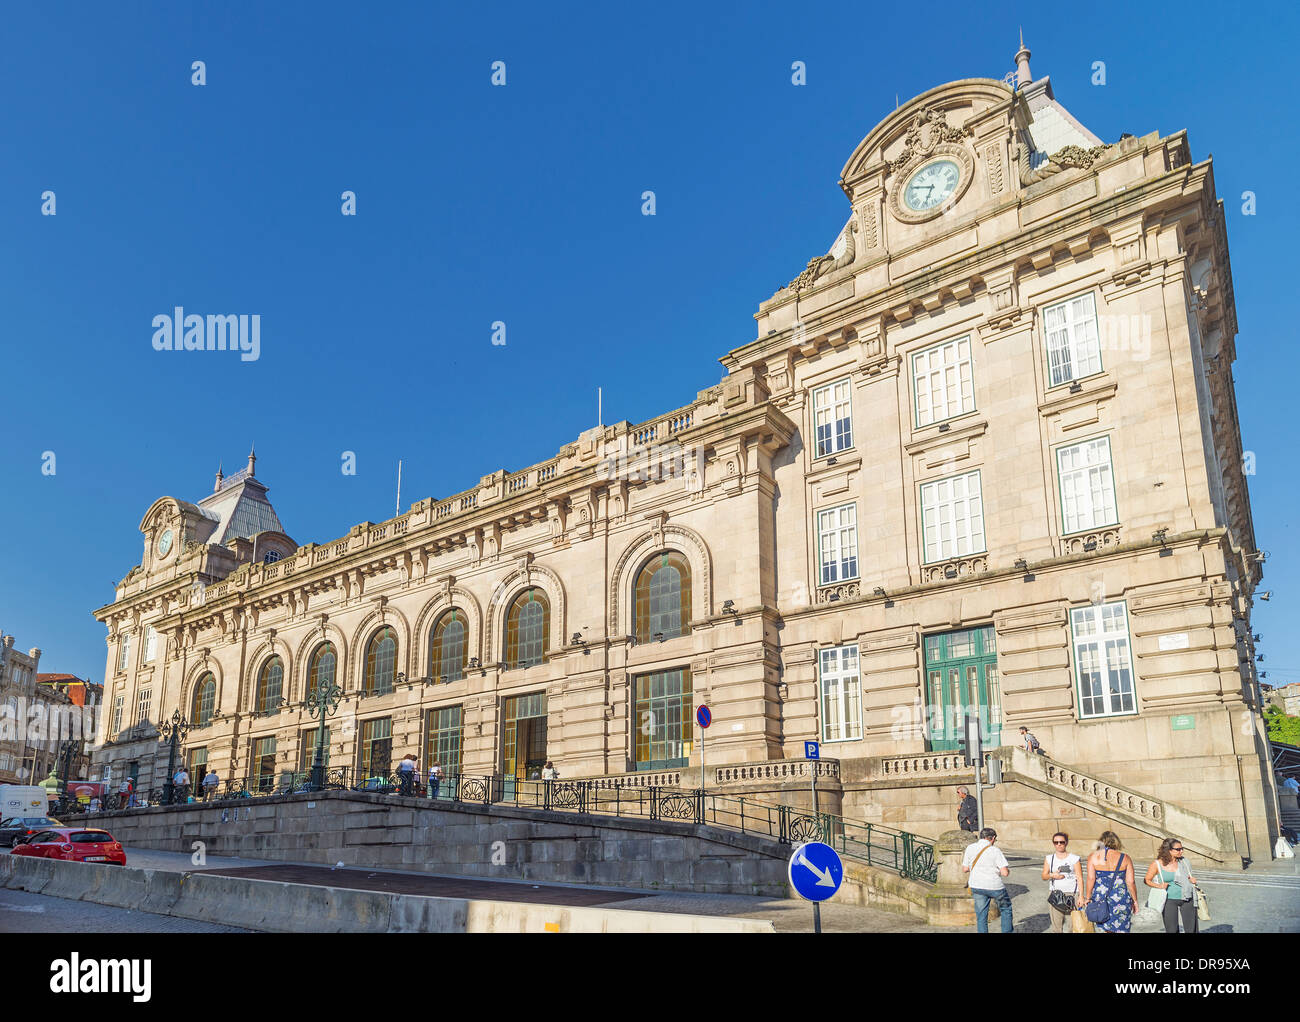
[860,202,879,248]
[786,221,857,294]
[1017,141,1113,185]
[1062,527,1121,556]
[886,108,972,172]
[985,142,1004,195]
[920,555,988,584]
[816,581,860,603]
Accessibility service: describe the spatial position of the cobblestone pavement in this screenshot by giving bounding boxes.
[0,888,250,933]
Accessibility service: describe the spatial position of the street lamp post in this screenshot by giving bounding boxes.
[158,709,192,805]
[56,739,79,814]
[305,678,343,791]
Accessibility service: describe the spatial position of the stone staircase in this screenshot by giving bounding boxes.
[1004,747,1241,866]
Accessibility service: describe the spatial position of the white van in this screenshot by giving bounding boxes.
[0,785,48,818]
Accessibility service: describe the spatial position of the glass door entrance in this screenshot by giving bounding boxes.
[923,626,1001,751]
[502,692,547,799]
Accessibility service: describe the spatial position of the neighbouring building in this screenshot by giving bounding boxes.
[0,640,98,786]
[92,39,1280,862]
[1268,682,1300,719]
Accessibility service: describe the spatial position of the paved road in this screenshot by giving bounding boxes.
[0,888,249,932]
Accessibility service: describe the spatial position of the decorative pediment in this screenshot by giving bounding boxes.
[885,107,973,173]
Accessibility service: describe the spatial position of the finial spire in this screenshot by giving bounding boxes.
[247,444,257,477]
[214,460,224,493]
[1014,30,1032,87]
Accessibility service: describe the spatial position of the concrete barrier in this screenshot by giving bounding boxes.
[2,853,774,933]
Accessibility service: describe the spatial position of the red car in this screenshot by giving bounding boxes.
[12,827,126,865]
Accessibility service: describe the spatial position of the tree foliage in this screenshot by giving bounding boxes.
[1264,706,1300,746]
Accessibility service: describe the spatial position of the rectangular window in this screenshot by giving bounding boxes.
[253,736,277,792]
[913,335,975,426]
[819,646,862,743]
[187,746,207,783]
[920,470,986,563]
[1044,292,1102,387]
[143,625,157,664]
[425,706,463,779]
[1071,602,1136,718]
[817,503,859,585]
[502,693,547,779]
[812,378,854,457]
[634,669,694,769]
[136,688,152,726]
[359,717,392,781]
[1058,436,1118,534]
[117,633,132,673]
[300,726,330,775]
[111,696,124,738]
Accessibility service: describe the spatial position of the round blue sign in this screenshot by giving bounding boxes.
[788,841,844,902]
[696,705,711,729]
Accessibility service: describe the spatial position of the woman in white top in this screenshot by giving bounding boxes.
[541,761,558,781]
[1042,831,1084,933]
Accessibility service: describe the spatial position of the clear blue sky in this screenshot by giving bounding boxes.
[1,1,1296,689]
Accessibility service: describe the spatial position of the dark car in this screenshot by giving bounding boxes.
[0,816,62,848]
[12,827,126,865]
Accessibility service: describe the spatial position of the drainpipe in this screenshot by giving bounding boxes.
[1235,754,1252,864]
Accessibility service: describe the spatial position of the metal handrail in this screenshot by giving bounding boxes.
[90,768,937,883]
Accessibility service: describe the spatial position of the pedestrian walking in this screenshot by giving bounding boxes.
[1042,831,1084,932]
[956,785,978,832]
[174,767,190,803]
[427,761,442,800]
[1083,831,1138,933]
[541,760,559,781]
[397,754,417,796]
[202,768,219,801]
[1281,774,1299,810]
[1144,837,1199,933]
[962,827,1013,933]
[1018,726,1041,755]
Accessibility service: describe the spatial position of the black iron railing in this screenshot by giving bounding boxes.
[77,769,937,883]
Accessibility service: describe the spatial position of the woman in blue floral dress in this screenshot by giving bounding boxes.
[1084,831,1139,932]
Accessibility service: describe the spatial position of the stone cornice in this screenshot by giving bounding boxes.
[731,157,1218,375]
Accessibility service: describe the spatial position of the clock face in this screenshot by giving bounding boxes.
[904,159,961,212]
[157,529,173,557]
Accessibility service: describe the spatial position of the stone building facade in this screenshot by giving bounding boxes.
[92,43,1280,857]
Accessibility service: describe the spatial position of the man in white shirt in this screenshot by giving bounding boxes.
[962,827,1013,933]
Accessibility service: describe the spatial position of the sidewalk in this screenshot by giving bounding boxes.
[993,848,1300,934]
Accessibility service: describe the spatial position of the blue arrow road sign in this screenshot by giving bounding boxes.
[804,741,819,760]
[788,842,844,902]
[696,705,711,729]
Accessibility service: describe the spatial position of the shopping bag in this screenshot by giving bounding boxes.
[1195,885,1210,922]
[1070,908,1094,933]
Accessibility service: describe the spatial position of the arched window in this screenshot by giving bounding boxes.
[505,588,550,670]
[635,551,692,642]
[308,643,337,702]
[192,673,216,727]
[365,628,397,694]
[429,611,467,683]
[257,657,283,715]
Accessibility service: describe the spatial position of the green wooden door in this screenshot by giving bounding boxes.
[924,626,1001,751]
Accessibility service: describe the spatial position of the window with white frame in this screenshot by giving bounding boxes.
[812,379,853,457]
[1071,601,1136,717]
[111,696,123,738]
[817,504,859,585]
[143,625,157,664]
[920,471,986,563]
[136,688,152,726]
[819,645,862,742]
[117,632,132,673]
[1058,436,1118,534]
[913,335,975,426]
[1044,292,1102,387]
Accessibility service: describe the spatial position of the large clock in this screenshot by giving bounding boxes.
[157,529,173,557]
[888,144,975,224]
[904,159,961,212]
